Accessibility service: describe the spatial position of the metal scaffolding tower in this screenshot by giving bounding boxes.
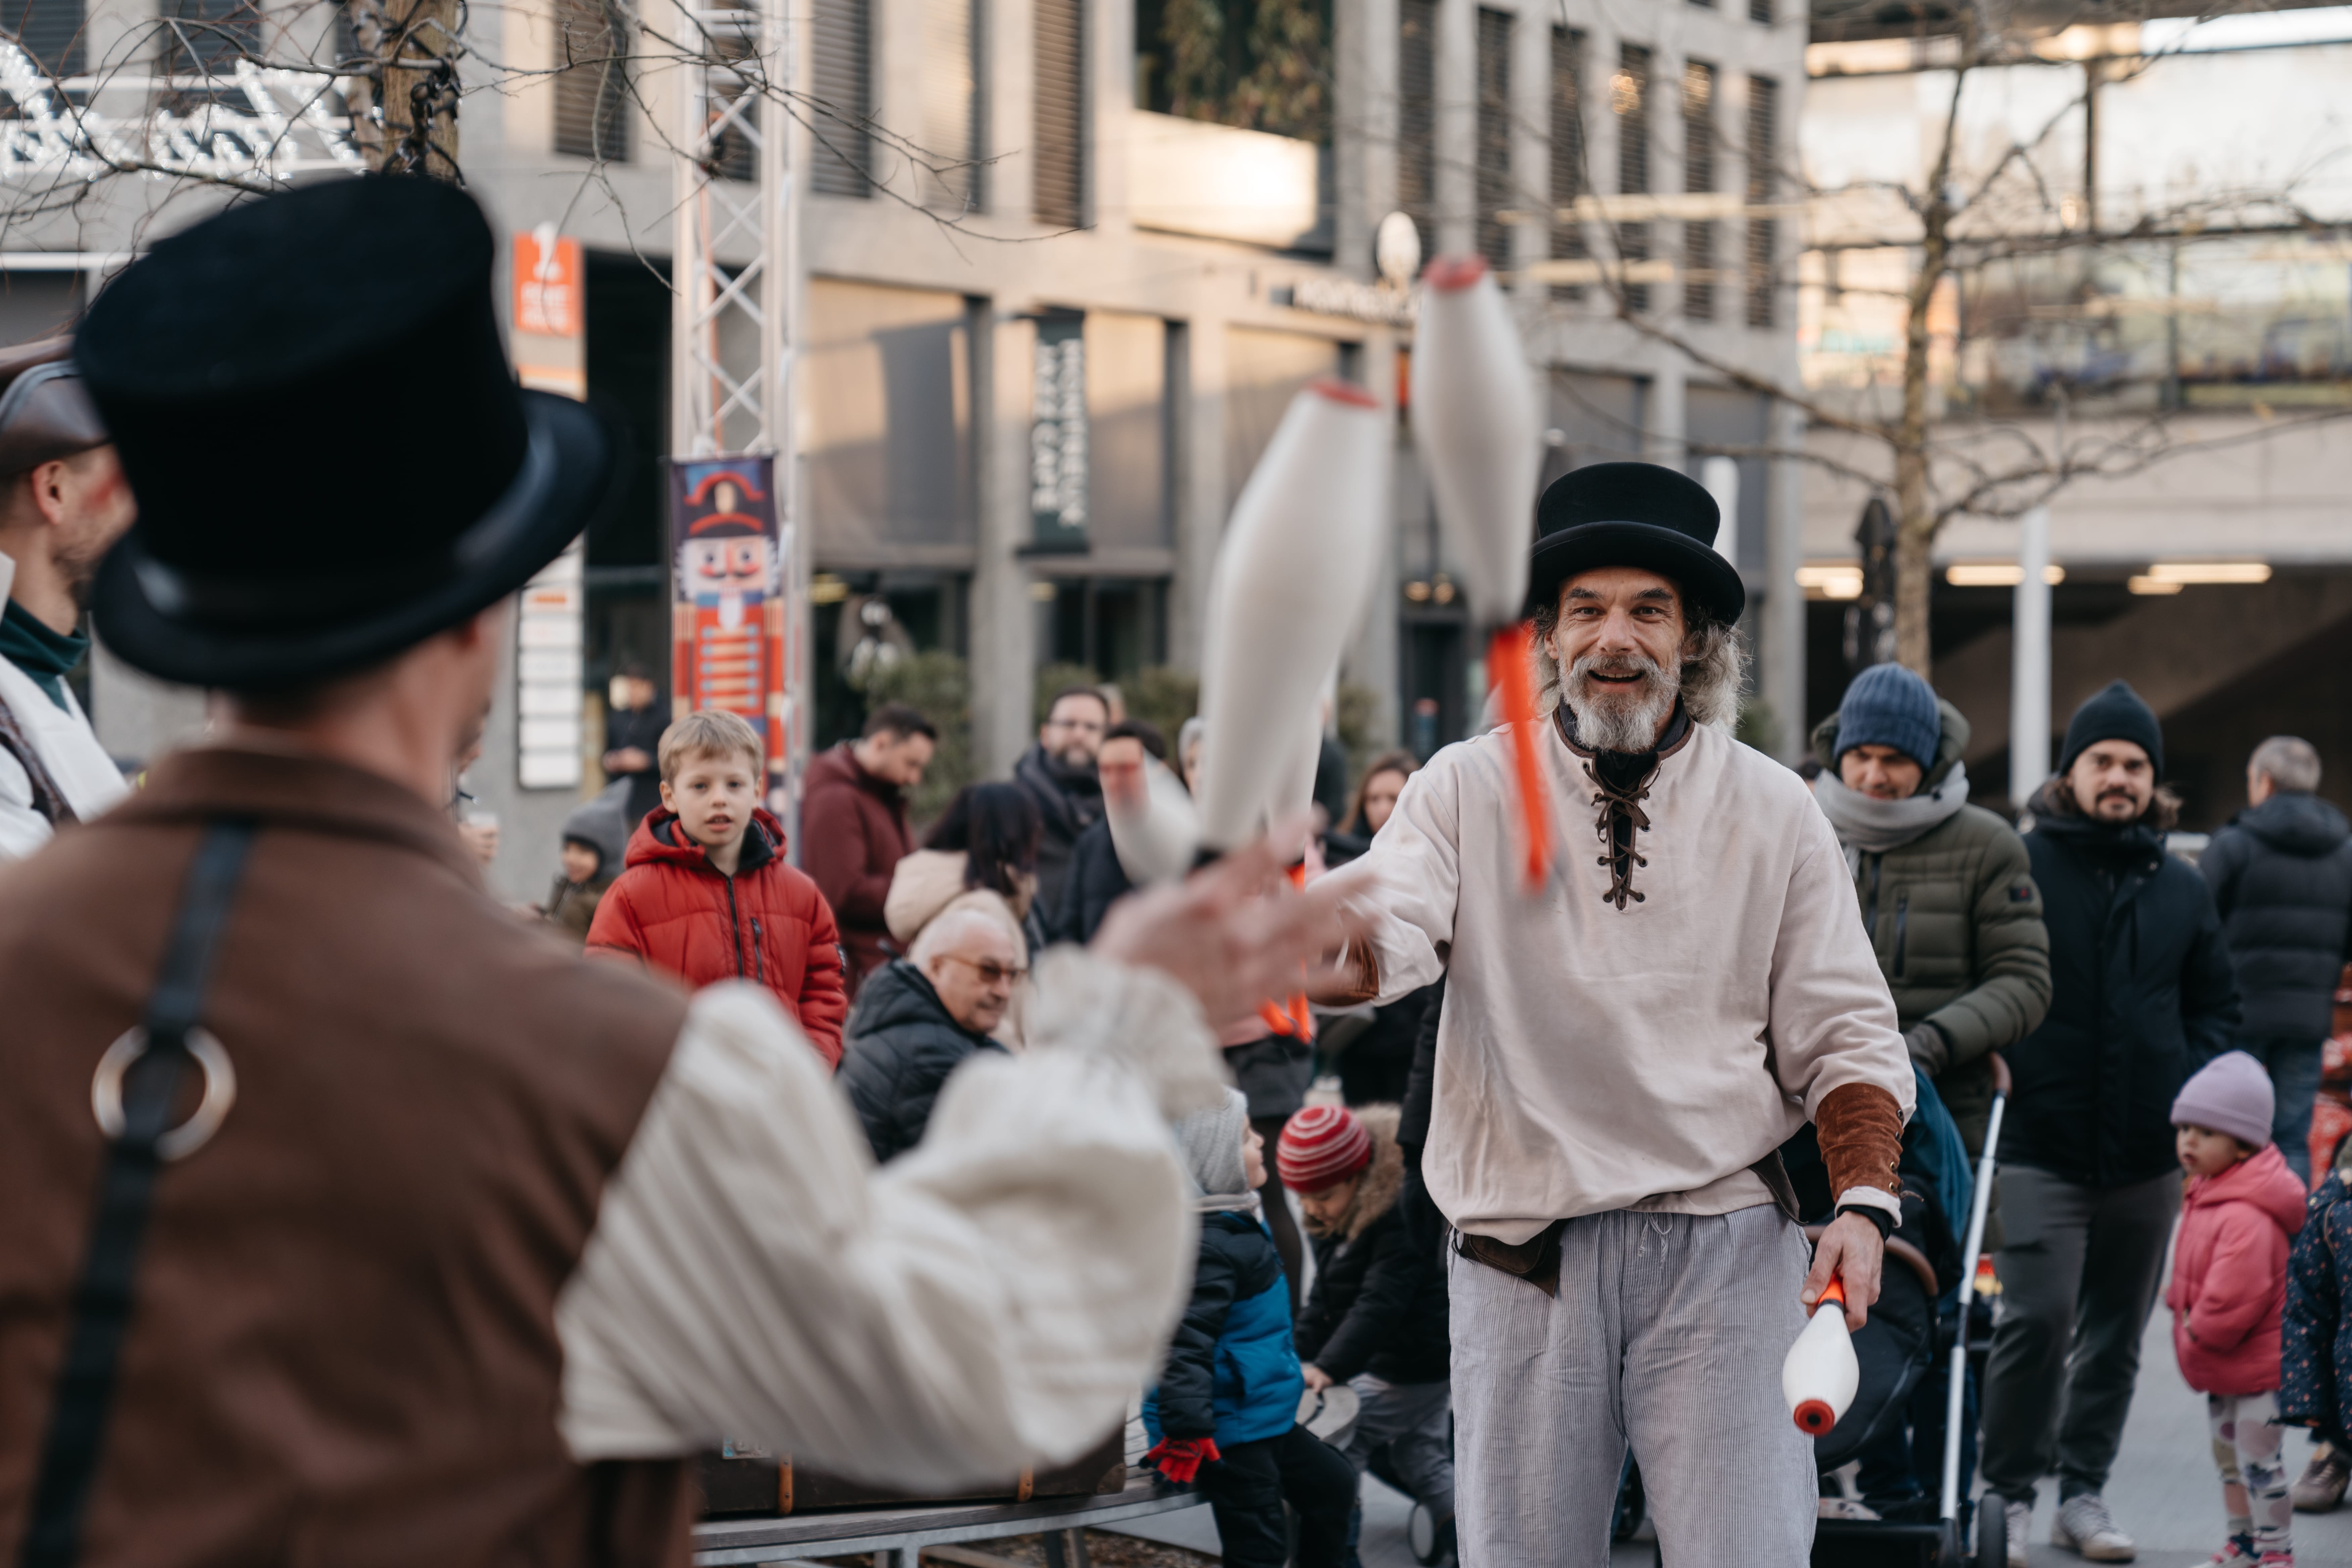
[671,0,810,833]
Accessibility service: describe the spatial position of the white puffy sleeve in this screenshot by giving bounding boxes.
[554,947,1226,1483]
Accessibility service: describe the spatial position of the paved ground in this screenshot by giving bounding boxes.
[1102,1312,2352,1565]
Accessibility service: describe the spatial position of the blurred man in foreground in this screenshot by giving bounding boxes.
[0,178,1352,1567]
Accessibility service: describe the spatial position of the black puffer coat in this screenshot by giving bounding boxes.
[2002,783,2241,1188]
[837,959,1007,1163]
[2203,792,2352,1041]
[1294,1107,1451,1385]
[1396,977,1445,1264]
[1013,744,1102,917]
[1051,816,1131,944]
[1337,985,1438,1107]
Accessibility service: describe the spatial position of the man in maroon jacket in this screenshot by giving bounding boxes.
[803,702,936,993]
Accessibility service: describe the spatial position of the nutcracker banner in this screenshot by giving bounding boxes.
[668,455,786,789]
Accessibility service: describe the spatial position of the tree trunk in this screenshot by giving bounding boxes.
[366,0,463,179]
[1891,194,1951,674]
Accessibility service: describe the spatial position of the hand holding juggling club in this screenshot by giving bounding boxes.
[1782,1276,1860,1436]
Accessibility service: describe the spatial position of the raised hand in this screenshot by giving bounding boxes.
[1090,833,1360,1033]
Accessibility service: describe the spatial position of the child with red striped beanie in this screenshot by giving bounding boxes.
[1280,1104,1455,1560]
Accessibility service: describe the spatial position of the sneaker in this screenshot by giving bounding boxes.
[2293,1444,2350,1512]
[2053,1492,2137,1561]
[2206,1535,2258,1568]
[2007,1499,2033,1568]
[2256,1554,2294,1567]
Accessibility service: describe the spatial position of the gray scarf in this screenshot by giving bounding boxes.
[1813,762,1970,870]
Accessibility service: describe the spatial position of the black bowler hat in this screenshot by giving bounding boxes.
[81,178,620,690]
[1526,461,1746,625]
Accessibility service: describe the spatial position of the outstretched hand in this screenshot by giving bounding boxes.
[1803,1211,1884,1330]
[1090,833,1360,1033]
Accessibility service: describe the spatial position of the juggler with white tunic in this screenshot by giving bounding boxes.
[1329,707,1914,1565]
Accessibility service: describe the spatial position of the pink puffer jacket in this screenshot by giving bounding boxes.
[2168,1141,2309,1395]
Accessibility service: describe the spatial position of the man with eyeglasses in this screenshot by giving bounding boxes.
[1017,685,1111,915]
[839,907,1028,1163]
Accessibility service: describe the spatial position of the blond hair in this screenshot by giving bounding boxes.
[658,708,764,781]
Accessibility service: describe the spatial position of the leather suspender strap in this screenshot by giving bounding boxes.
[17,819,257,1568]
[0,690,75,828]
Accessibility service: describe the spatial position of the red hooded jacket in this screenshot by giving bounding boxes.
[586,807,848,1067]
[2168,1140,2309,1396]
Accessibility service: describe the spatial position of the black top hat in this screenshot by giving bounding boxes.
[1527,461,1745,625]
[81,177,621,690]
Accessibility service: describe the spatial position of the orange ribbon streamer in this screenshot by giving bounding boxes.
[1489,622,1554,891]
[1257,861,1316,1040]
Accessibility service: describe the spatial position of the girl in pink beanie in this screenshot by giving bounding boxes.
[2170,1050,2310,1566]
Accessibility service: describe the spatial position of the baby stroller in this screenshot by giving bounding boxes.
[1810,1055,2011,1568]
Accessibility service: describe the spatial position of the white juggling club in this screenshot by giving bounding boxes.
[1104,753,1200,886]
[1782,1277,1860,1436]
[1409,255,1539,631]
[1409,255,1553,887]
[1195,380,1387,852]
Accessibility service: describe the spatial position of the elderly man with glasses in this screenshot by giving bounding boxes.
[839,908,1029,1163]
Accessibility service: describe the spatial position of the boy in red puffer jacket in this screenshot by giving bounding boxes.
[2170,1050,2311,1568]
[588,709,848,1066]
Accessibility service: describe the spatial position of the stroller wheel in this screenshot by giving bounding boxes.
[1974,1492,2008,1568]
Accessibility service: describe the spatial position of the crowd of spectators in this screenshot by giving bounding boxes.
[530,655,2352,1568]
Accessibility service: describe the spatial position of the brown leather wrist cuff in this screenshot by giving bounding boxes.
[1816,1081,1905,1202]
[1320,937,1382,1007]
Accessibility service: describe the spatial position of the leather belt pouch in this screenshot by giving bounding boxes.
[1456,1219,1567,1297]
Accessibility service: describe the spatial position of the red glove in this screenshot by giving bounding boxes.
[1145,1436,1221,1484]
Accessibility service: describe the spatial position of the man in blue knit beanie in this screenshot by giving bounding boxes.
[1807,663,2051,1515]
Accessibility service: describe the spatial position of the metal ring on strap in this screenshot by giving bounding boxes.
[88,1026,237,1161]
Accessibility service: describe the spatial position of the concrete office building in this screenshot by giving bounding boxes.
[0,0,1814,898]
[1796,10,2352,828]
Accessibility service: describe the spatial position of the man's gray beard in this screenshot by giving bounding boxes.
[1564,652,1680,753]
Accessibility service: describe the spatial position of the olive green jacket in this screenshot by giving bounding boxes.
[1813,702,2052,1158]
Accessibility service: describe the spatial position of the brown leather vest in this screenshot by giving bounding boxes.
[0,749,694,1566]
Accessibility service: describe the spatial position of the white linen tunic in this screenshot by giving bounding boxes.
[1325,718,1913,1245]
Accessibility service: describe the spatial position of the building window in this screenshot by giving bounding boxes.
[1746,73,1778,328]
[1398,0,1436,255]
[803,280,979,561]
[553,0,630,162]
[1037,577,1168,681]
[1614,42,1651,313]
[1475,8,1512,272]
[1682,58,1715,321]
[1749,0,1773,21]
[1134,0,1331,142]
[1033,0,1086,226]
[919,0,981,210]
[7,0,84,75]
[1549,26,1585,300]
[811,0,872,196]
[162,0,259,77]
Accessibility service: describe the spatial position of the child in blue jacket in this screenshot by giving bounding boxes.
[1145,1088,1356,1568]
